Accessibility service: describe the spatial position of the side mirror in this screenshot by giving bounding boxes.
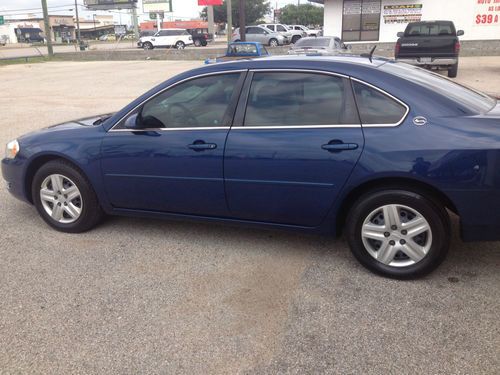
[124,113,139,129]
[397,32,404,38]
[457,30,464,36]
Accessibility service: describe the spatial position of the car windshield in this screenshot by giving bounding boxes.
[379,61,496,113]
[228,44,258,55]
[295,37,330,48]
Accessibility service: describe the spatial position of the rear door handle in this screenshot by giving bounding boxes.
[187,141,217,151]
[322,142,358,152]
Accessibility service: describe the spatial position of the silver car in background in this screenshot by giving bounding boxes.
[232,26,286,47]
[287,36,348,55]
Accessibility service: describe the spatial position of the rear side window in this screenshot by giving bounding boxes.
[352,81,407,125]
[244,72,358,126]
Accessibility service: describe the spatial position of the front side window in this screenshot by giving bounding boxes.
[277,25,287,32]
[247,27,264,35]
[352,81,407,124]
[244,72,358,126]
[119,74,240,129]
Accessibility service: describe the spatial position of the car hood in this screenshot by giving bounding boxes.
[47,113,115,129]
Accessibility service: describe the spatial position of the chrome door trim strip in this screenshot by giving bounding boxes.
[108,69,247,133]
[231,124,361,129]
[350,77,410,128]
[248,68,349,79]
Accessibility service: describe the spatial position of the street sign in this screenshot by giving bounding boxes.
[0,16,4,25]
[84,0,138,10]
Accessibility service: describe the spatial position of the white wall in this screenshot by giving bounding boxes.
[323,0,500,42]
[0,24,19,44]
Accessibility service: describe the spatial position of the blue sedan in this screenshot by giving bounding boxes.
[2,56,499,279]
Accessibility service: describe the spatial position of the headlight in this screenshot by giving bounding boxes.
[5,139,19,159]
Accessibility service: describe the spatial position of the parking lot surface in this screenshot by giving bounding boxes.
[1,59,499,374]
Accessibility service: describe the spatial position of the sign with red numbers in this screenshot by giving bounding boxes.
[197,0,223,5]
[474,0,500,26]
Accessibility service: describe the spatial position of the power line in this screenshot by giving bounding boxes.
[0,4,80,13]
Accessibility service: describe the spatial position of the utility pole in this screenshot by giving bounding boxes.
[131,5,139,39]
[239,0,246,41]
[226,0,232,44]
[74,0,81,44]
[41,0,53,57]
[207,6,215,37]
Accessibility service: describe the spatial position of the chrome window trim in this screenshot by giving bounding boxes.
[109,127,229,132]
[231,125,361,129]
[108,69,247,133]
[249,68,349,79]
[350,77,410,128]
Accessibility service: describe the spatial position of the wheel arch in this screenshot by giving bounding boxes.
[335,177,459,235]
[24,154,91,204]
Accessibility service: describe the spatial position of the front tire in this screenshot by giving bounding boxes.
[194,39,201,47]
[32,160,103,233]
[346,189,450,279]
[291,35,301,44]
[448,62,458,78]
[143,42,153,50]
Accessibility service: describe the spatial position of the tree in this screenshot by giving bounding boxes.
[200,0,271,27]
[279,4,324,26]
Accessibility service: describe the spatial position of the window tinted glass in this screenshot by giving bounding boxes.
[129,74,239,129]
[379,62,496,113]
[353,81,407,124]
[247,27,263,34]
[244,73,357,126]
[277,25,287,32]
[158,30,171,36]
[405,22,455,36]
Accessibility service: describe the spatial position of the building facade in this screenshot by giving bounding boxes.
[313,0,500,43]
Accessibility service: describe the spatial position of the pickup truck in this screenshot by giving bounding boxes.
[395,20,464,78]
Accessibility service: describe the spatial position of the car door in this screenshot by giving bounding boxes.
[224,70,364,227]
[245,27,263,44]
[100,71,246,216]
[153,30,170,46]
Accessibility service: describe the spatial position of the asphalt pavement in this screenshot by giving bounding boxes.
[0,59,499,374]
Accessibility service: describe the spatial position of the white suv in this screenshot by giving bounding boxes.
[259,24,305,44]
[138,28,193,50]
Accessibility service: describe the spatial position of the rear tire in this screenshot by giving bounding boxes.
[291,35,301,44]
[194,39,201,47]
[269,38,278,47]
[448,62,458,78]
[175,41,185,49]
[32,160,103,233]
[345,189,450,279]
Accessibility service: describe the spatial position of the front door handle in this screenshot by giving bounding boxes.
[187,141,217,151]
[322,141,358,152]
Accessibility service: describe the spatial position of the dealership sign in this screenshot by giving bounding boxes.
[383,4,423,24]
[474,0,500,26]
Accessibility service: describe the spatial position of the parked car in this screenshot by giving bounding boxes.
[395,20,464,78]
[288,36,348,55]
[3,56,499,279]
[137,28,193,50]
[15,28,44,44]
[232,26,285,47]
[260,23,305,44]
[205,42,269,64]
[289,25,322,37]
[186,28,213,47]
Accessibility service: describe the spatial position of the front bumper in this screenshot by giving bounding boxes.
[2,157,29,203]
[396,57,458,67]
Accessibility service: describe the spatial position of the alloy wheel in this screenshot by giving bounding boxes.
[361,204,432,267]
[40,174,83,224]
